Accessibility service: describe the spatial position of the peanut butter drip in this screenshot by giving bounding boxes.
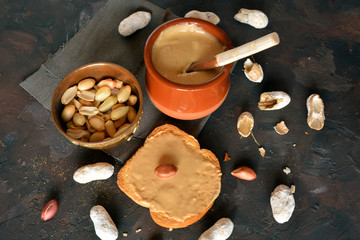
[126,133,221,221]
[151,24,225,85]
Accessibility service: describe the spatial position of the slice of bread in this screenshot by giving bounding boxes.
[117,124,222,228]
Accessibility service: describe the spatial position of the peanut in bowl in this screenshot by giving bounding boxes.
[51,62,143,149]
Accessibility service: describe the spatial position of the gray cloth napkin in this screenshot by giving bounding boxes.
[20,0,209,162]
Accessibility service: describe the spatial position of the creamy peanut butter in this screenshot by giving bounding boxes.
[126,132,221,221]
[151,24,225,85]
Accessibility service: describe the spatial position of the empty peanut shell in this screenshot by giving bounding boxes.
[258,91,291,110]
[274,121,289,135]
[307,94,325,130]
[237,112,254,137]
[243,58,263,83]
[234,8,268,29]
[184,10,220,25]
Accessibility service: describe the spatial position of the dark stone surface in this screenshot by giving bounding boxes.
[0,0,359,239]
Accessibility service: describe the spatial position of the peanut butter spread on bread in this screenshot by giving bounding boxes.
[125,132,222,221]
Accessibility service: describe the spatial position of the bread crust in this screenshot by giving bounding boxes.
[117,124,221,228]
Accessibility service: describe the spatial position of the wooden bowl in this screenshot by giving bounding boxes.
[144,18,233,120]
[51,62,143,149]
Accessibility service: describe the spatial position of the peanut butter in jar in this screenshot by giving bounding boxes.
[151,24,225,85]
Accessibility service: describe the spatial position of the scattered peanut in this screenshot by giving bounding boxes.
[243,58,263,83]
[73,162,114,184]
[118,11,151,37]
[60,77,139,142]
[258,91,291,110]
[224,152,231,162]
[198,218,234,240]
[306,94,325,130]
[291,185,296,193]
[41,199,58,221]
[274,121,289,135]
[184,10,220,25]
[237,112,254,137]
[231,166,257,181]
[270,185,295,224]
[155,164,178,178]
[234,8,268,29]
[283,167,291,175]
[259,147,266,157]
[90,205,118,240]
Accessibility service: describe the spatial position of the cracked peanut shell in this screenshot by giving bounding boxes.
[274,121,289,135]
[258,91,291,110]
[237,112,254,137]
[244,58,263,83]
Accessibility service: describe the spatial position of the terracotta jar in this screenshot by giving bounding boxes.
[144,18,234,120]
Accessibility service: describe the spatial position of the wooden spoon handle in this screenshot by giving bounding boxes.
[187,32,279,72]
[216,32,280,66]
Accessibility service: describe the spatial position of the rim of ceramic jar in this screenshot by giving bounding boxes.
[144,18,234,91]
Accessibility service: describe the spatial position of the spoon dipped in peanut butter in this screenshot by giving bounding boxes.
[185,32,280,73]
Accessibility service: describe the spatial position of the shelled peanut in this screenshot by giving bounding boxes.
[60,77,138,142]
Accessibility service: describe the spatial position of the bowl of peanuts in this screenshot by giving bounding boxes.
[51,62,143,149]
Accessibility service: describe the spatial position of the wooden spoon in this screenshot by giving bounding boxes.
[186,32,280,73]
